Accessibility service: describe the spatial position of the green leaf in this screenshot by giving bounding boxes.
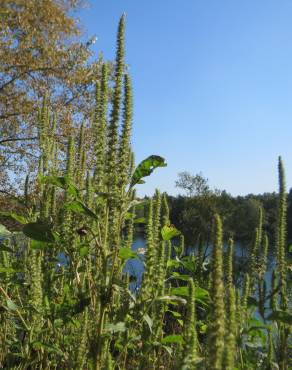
[143,314,153,333]
[170,272,191,281]
[167,310,181,318]
[119,247,137,261]
[162,345,173,356]
[161,224,180,241]
[194,287,209,302]
[0,224,11,236]
[79,246,89,257]
[170,286,209,303]
[156,295,187,305]
[289,245,292,253]
[23,221,55,243]
[161,335,184,344]
[181,259,197,273]
[64,201,97,219]
[124,212,133,220]
[267,310,292,325]
[0,212,27,224]
[171,287,188,296]
[198,322,207,334]
[133,217,146,224]
[105,322,126,333]
[30,240,47,250]
[130,155,167,188]
[6,299,18,311]
[0,267,17,274]
[167,259,181,269]
[40,176,79,197]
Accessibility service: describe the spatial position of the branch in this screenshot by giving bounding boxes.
[0,136,38,145]
[0,111,30,120]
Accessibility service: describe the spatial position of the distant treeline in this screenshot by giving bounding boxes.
[166,190,292,248]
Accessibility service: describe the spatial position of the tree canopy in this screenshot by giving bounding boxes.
[0,0,102,190]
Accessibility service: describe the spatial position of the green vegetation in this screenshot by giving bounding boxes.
[169,172,292,247]
[0,11,291,370]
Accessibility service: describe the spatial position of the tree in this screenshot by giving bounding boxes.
[175,171,210,197]
[0,0,102,190]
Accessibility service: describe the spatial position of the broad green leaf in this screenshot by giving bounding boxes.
[6,299,18,311]
[162,345,173,356]
[156,295,187,305]
[105,322,126,333]
[170,272,191,281]
[31,240,47,250]
[0,267,17,274]
[267,310,292,325]
[0,212,27,224]
[161,224,180,241]
[181,259,197,273]
[40,176,79,197]
[289,245,292,253]
[167,259,181,269]
[119,247,137,261]
[0,224,11,236]
[130,155,167,188]
[23,221,55,243]
[167,310,181,318]
[194,287,209,301]
[161,335,184,344]
[64,201,97,219]
[79,246,89,257]
[198,322,207,334]
[171,286,188,296]
[245,340,263,349]
[143,314,153,333]
[125,212,133,220]
[133,217,146,224]
[170,286,209,303]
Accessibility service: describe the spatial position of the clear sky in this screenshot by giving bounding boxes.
[80,0,292,196]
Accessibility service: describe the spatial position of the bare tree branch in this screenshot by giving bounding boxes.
[0,136,38,145]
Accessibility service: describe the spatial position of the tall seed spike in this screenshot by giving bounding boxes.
[66,136,75,179]
[276,156,287,309]
[140,199,154,298]
[153,189,161,250]
[270,269,278,311]
[161,192,170,227]
[225,238,234,287]
[261,234,269,277]
[182,278,198,369]
[207,214,225,370]
[223,285,236,370]
[118,73,133,189]
[94,63,108,191]
[242,273,250,320]
[106,15,125,191]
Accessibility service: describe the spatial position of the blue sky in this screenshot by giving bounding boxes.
[80,0,292,196]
